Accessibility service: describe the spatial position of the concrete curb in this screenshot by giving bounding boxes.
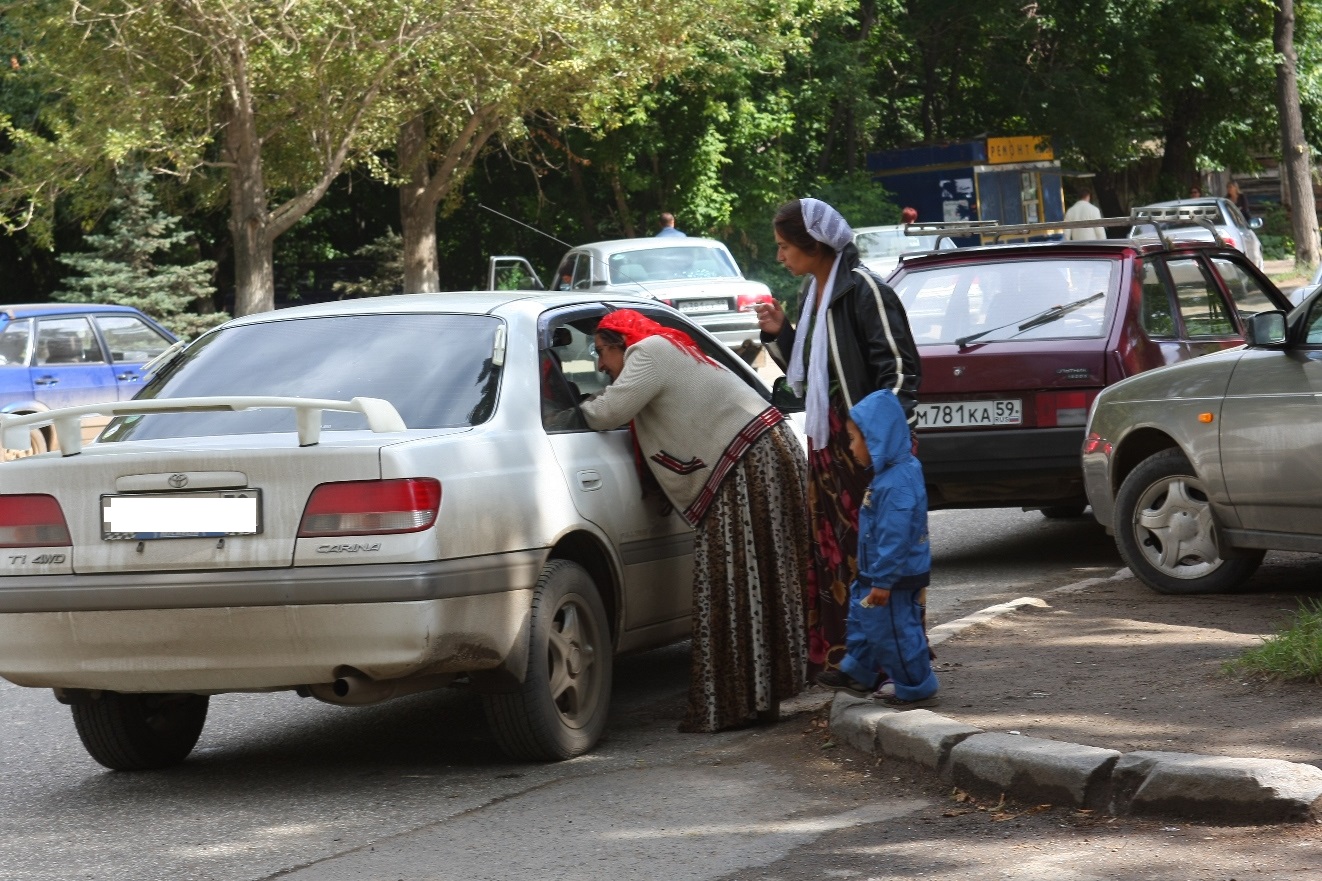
[827,584,1322,823]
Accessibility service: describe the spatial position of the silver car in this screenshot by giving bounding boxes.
[1129,198,1265,269]
[1082,291,1322,595]
[492,237,774,355]
[0,292,793,770]
[853,224,956,278]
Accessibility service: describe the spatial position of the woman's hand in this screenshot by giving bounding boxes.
[754,301,785,336]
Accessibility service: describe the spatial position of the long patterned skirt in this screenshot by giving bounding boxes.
[680,421,811,733]
[805,390,871,677]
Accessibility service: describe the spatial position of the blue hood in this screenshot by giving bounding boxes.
[849,389,911,471]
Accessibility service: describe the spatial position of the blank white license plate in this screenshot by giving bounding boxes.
[101,491,262,540]
[677,298,728,314]
[915,399,1022,429]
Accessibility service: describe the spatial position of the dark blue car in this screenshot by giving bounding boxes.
[0,304,177,457]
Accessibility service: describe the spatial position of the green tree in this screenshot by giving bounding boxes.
[3,1,453,316]
[53,167,225,338]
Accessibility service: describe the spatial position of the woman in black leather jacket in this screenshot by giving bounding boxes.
[756,198,921,680]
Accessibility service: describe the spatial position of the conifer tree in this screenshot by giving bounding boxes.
[54,168,226,339]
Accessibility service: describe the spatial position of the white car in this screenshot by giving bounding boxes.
[1129,198,1265,269]
[490,237,774,356]
[0,292,799,770]
[853,224,956,278]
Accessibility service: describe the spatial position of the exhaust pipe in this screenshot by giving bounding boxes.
[305,672,454,706]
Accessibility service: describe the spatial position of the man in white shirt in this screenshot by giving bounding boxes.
[1064,187,1104,240]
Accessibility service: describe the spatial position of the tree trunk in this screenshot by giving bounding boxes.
[399,115,440,293]
[1274,0,1320,269]
[609,167,635,237]
[223,71,275,317]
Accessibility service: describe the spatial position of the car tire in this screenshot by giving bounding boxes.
[70,692,209,771]
[1114,449,1264,594]
[1041,504,1087,519]
[483,559,613,761]
[1,426,48,461]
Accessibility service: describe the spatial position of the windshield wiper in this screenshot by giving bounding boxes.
[955,292,1105,349]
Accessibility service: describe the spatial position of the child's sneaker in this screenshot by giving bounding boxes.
[815,669,874,698]
[875,693,940,710]
[871,680,895,700]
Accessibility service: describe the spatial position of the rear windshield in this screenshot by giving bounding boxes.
[607,246,740,284]
[892,258,1116,345]
[100,313,502,442]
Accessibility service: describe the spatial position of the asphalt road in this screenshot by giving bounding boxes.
[4,509,1317,880]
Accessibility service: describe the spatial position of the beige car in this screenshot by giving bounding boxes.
[1082,296,1320,594]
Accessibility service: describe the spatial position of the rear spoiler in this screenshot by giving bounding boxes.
[2,396,407,457]
[904,206,1225,250]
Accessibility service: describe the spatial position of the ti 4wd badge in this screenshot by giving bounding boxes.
[9,553,67,565]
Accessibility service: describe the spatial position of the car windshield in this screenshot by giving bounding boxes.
[607,246,740,284]
[855,228,943,260]
[892,258,1116,345]
[99,313,502,441]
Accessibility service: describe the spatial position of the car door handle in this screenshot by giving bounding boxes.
[33,376,60,386]
[116,372,139,381]
[577,470,603,491]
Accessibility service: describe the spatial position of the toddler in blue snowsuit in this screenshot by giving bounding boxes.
[816,388,939,708]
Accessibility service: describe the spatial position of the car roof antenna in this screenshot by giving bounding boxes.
[478,204,572,248]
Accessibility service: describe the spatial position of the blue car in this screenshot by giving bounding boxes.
[0,304,177,457]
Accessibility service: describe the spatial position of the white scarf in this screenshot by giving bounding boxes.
[786,253,843,450]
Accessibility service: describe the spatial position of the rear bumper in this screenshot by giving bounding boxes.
[0,552,544,691]
[917,426,1086,508]
[691,314,762,350]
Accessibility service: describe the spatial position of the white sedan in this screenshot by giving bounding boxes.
[0,292,798,770]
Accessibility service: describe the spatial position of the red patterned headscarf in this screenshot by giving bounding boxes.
[596,309,719,367]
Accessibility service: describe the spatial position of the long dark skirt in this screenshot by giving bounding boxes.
[680,421,810,733]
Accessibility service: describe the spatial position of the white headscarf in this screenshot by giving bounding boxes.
[784,199,854,449]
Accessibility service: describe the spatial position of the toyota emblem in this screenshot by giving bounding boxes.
[168,473,189,488]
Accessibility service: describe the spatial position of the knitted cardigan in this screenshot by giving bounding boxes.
[579,335,783,526]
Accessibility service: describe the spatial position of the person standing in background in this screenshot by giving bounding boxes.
[1226,181,1251,220]
[656,212,686,237]
[901,206,919,225]
[1064,187,1105,240]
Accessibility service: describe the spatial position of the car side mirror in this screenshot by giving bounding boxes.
[770,376,805,414]
[1249,216,1264,230]
[1245,311,1287,347]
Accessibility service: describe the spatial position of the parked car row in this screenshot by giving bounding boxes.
[0,204,1309,773]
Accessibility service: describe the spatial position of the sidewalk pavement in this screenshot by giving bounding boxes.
[819,573,1322,825]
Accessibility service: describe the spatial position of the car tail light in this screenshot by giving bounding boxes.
[0,494,72,548]
[1037,390,1098,427]
[736,292,775,312]
[298,479,441,537]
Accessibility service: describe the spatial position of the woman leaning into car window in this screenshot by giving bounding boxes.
[577,309,810,733]
[755,198,923,683]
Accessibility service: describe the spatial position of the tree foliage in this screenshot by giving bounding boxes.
[1,0,1320,305]
[53,167,226,338]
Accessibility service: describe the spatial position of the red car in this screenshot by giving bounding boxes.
[886,220,1293,515]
